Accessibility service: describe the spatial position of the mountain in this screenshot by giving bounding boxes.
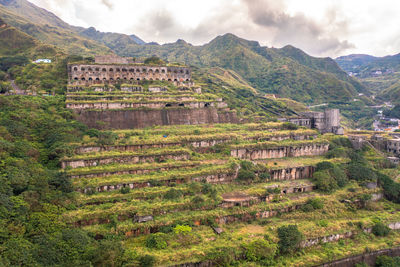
[78,27,146,51]
[335,54,377,73]
[110,33,368,104]
[336,52,400,104]
[0,4,111,56]
[336,53,400,77]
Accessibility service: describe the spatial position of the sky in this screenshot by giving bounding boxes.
[29,0,400,58]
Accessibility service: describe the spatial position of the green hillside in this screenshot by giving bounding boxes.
[0,4,110,56]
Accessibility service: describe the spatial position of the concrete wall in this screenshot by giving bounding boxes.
[231,143,329,160]
[269,166,315,181]
[74,107,239,129]
[66,101,227,110]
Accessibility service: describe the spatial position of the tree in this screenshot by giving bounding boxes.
[313,170,338,192]
[146,233,168,249]
[277,225,303,254]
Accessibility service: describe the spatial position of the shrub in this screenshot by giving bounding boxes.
[372,222,390,237]
[145,233,168,249]
[316,220,329,227]
[259,172,270,180]
[243,239,277,263]
[164,188,183,200]
[325,147,348,158]
[173,224,192,235]
[237,169,256,182]
[377,173,400,203]
[355,262,370,267]
[347,163,377,183]
[313,170,338,192]
[302,198,324,212]
[120,187,130,194]
[138,255,156,267]
[375,255,400,267]
[191,195,205,208]
[206,246,237,266]
[277,225,303,254]
[282,122,298,130]
[316,161,335,171]
[240,160,254,171]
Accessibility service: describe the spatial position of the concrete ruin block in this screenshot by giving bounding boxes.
[213,227,224,235]
[134,215,154,223]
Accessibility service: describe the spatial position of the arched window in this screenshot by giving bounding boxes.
[165,103,172,107]
[186,79,190,81]
[73,67,78,71]
[204,103,210,107]
[88,77,93,81]
[95,68,100,71]
[161,69,165,73]
[129,69,134,72]
[81,77,85,81]
[122,68,127,72]
[109,68,114,72]
[116,68,120,72]
[74,77,78,80]
[95,78,100,81]
[88,68,93,71]
[137,78,140,81]
[155,69,159,73]
[142,68,147,73]
[149,69,153,73]
[174,78,178,81]
[110,78,114,81]
[102,68,106,72]
[168,79,172,81]
[136,69,140,73]
[178,103,185,107]
[81,67,85,71]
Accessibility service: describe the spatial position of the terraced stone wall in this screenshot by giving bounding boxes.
[231,143,329,160]
[75,108,239,129]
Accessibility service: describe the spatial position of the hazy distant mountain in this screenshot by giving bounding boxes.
[335,54,377,73]
[336,53,400,77]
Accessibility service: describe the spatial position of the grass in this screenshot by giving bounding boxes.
[62,147,191,161]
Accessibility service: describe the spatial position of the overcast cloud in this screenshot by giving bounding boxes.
[29,0,400,57]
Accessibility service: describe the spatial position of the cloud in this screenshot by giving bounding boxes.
[241,0,354,56]
[101,0,113,9]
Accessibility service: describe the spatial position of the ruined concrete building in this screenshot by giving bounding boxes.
[280,109,344,135]
[68,55,191,86]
